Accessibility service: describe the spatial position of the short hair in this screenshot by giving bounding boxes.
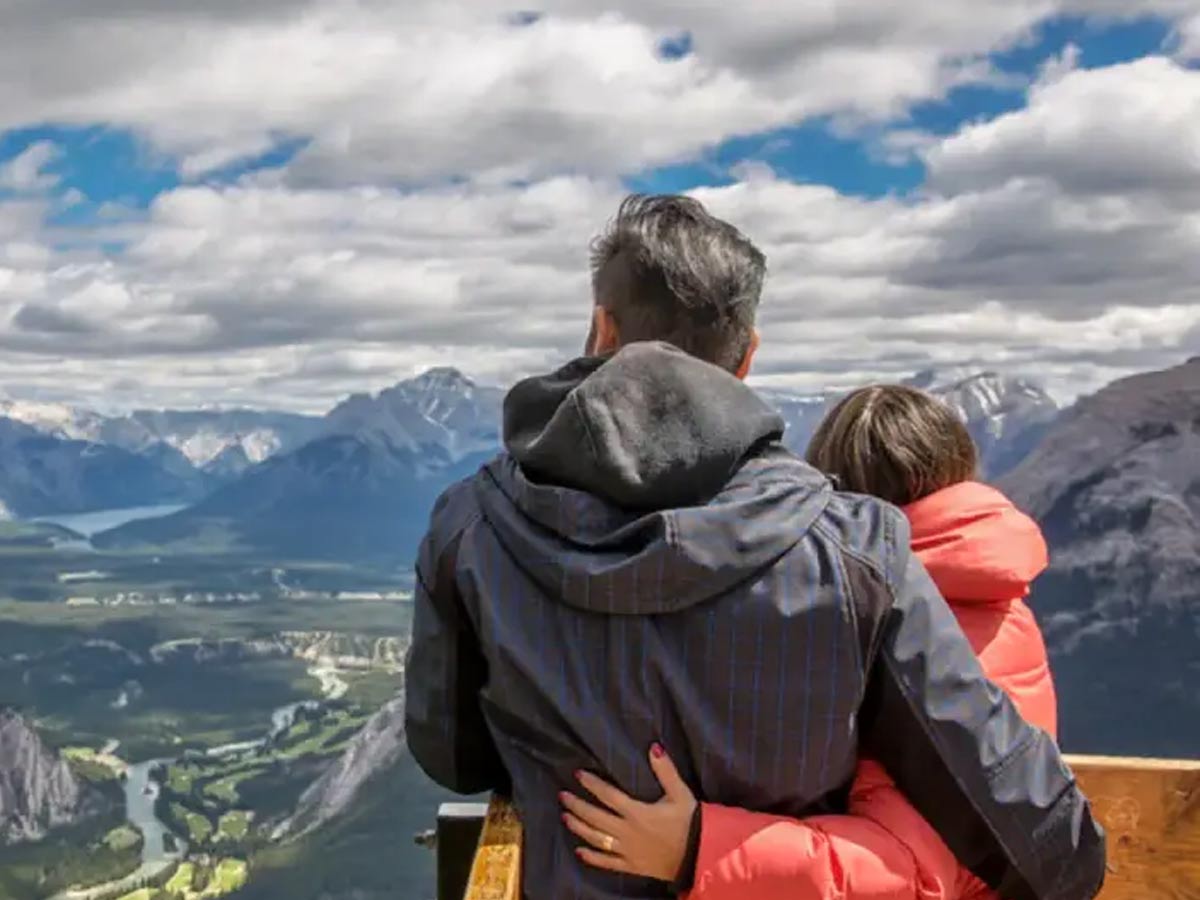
[806,384,978,507]
[589,194,766,373]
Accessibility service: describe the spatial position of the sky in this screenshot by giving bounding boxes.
[1,1,1199,413]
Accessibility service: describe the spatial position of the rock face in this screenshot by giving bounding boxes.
[0,708,98,845]
[999,357,1200,756]
[280,693,407,840]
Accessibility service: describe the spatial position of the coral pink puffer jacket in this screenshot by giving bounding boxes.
[686,481,1057,900]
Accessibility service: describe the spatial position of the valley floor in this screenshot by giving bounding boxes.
[0,576,412,900]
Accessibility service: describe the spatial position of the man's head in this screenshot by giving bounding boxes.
[586,194,765,377]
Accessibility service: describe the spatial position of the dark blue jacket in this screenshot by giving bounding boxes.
[406,343,1104,900]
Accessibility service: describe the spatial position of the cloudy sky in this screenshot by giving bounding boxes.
[1,1,1199,412]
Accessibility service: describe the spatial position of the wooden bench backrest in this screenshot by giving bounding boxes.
[461,755,1200,900]
[1065,754,1200,900]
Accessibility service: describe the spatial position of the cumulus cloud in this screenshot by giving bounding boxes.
[1,0,1195,184]
[4,143,1200,410]
[0,141,62,192]
[1177,13,1200,60]
[926,57,1200,199]
[1,1,1199,410]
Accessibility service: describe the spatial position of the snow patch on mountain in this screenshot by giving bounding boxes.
[0,398,321,474]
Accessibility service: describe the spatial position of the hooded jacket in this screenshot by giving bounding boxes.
[404,343,1104,900]
[686,482,1061,900]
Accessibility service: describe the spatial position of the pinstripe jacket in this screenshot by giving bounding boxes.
[405,343,1105,900]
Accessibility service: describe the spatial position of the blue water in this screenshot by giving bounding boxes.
[32,504,187,539]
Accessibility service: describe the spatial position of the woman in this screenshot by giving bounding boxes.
[559,384,1057,900]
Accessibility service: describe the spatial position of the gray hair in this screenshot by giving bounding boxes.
[589,194,766,372]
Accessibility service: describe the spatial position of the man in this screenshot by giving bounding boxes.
[405,195,1105,900]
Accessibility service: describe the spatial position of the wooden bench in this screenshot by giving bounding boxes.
[1066,755,1199,900]
[439,755,1199,900]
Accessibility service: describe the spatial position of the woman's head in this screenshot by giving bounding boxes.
[806,384,978,507]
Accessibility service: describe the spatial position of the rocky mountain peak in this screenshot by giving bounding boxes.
[0,708,98,845]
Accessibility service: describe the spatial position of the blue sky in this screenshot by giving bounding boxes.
[1,13,1180,210]
[0,2,1198,410]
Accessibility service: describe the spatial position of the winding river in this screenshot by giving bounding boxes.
[48,667,349,900]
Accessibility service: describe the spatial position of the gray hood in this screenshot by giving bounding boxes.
[475,342,833,614]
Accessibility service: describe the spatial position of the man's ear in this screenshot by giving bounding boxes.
[734,329,760,380]
[588,306,621,357]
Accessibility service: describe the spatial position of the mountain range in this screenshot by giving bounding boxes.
[0,397,324,519]
[2,363,1061,562]
[92,369,502,563]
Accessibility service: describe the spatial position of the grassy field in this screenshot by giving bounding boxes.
[156,704,371,856]
[0,561,411,900]
[112,859,249,900]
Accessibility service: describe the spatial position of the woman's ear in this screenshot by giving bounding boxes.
[734,329,760,380]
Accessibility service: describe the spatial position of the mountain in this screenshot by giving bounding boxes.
[0,417,209,518]
[232,738,455,900]
[906,370,1060,478]
[278,694,407,840]
[0,709,103,845]
[95,369,501,564]
[93,365,1059,565]
[0,398,321,481]
[323,367,504,460]
[999,357,1200,757]
[763,369,1059,478]
[234,684,465,900]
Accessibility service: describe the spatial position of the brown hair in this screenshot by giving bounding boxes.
[805,384,978,507]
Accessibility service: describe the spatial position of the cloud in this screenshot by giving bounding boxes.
[1177,13,1200,60]
[0,141,62,192]
[925,57,1200,199]
[1,1,1196,185]
[4,130,1199,411]
[2,2,1199,410]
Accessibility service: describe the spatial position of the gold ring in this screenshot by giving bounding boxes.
[601,833,616,853]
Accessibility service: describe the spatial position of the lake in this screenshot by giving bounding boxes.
[32,504,188,539]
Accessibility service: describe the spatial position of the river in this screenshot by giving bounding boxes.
[48,758,188,900]
[47,665,349,900]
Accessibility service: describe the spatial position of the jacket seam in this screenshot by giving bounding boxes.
[810,517,891,586]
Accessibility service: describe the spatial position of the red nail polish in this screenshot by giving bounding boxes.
[651,742,665,759]
[574,769,584,781]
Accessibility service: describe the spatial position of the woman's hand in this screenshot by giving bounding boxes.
[559,743,698,883]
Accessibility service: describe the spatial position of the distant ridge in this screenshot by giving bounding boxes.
[999,357,1200,756]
